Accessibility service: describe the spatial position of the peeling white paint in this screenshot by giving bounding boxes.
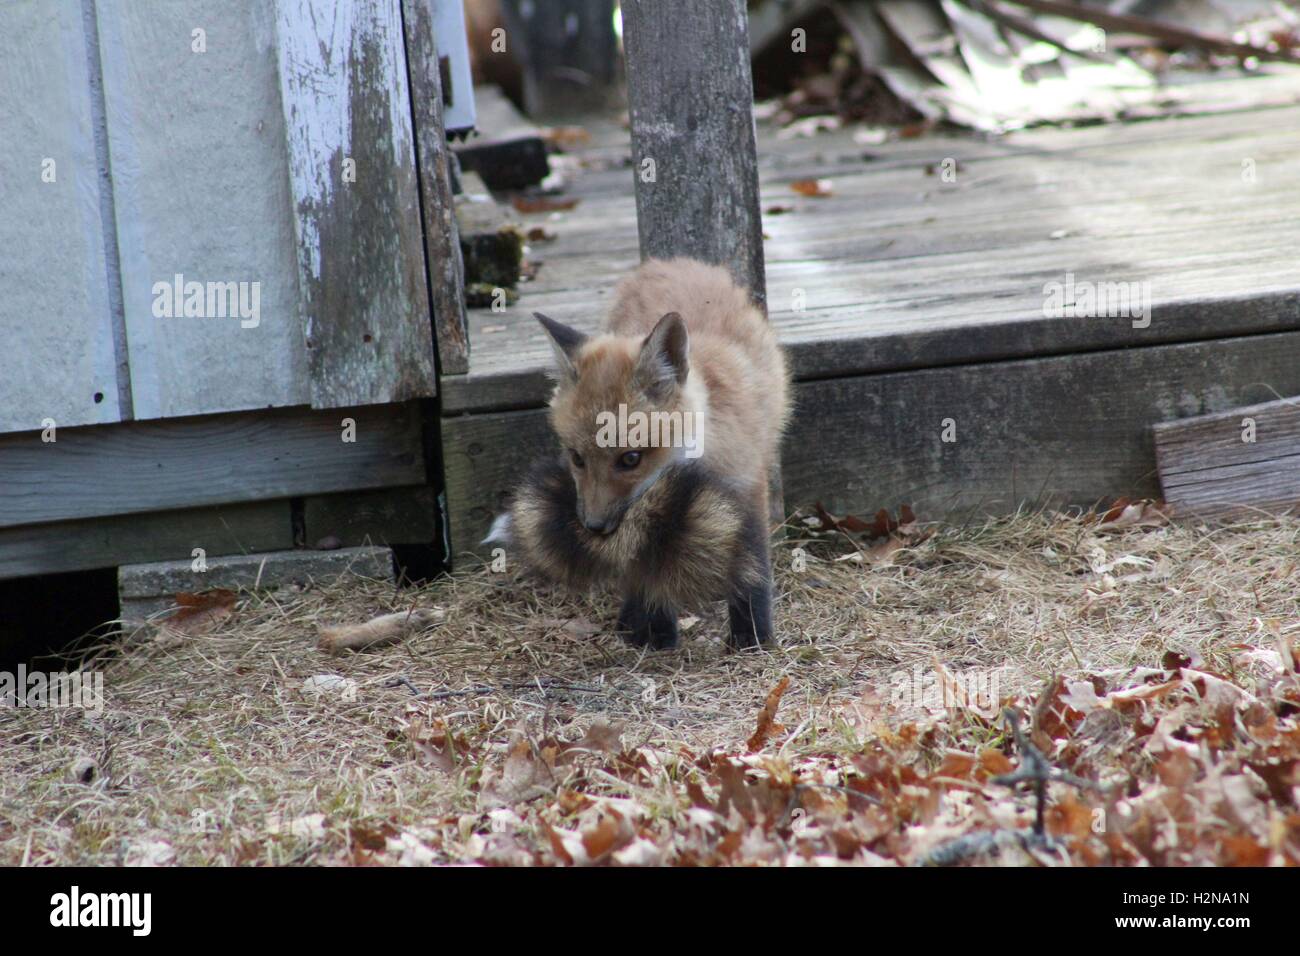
[274,0,416,283]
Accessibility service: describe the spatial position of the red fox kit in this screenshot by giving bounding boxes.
[489,258,790,649]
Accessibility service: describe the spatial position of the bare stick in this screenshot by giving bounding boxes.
[318,608,443,655]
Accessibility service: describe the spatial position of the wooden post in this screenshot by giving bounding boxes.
[621,0,783,525]
[499,0,621,120]
[621,0,766,306]
[403,0,471,375]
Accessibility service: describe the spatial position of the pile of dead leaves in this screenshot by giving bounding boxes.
[806,502,934,566]
[331,631,1300,866]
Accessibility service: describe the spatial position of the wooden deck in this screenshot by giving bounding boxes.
[440,100,1300,557]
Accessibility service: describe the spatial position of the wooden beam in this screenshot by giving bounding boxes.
[0,501,293,580]
[402,0,472,376]
[274,0,437,407]
[442,331,1300,558]
[787,332,1300,522]
[1154,397,1300,518]
[621,0,767,304]
[0,404,425,530]
[303,485,439,548]
[443,406,557,560]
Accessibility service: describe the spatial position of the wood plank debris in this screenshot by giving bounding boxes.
[455,171,525,306]
[1154,397,1300,518]
[453,85,551,190]
[753,0,1300,131]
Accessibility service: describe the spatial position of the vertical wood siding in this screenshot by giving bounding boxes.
[96,0,310,420]
[0,1,123,433]
[274,0,437,408]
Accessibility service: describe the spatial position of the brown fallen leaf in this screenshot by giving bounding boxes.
[318,607,443,654]
[1093,497,1172,531]
[747,676,791,751]
[790,177,833,198]
[574,718,623,754]
[541,125,591,150]
[897,119,936,139]
[813,502,918,539]
[580,812,632,862]
[540,820,574,865]
[479,738,555,810]
[813,502,871,534]
[405,716,469,773]
[165,589,237,632]
[511,195,579,214]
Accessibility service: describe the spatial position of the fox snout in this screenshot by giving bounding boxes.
[576,498,622,535]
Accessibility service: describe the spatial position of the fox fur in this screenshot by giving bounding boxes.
[490,258,791,649]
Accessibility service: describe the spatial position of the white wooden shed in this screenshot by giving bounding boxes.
[0,0,473,580]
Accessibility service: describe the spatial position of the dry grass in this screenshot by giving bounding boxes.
[2,509,1297,866]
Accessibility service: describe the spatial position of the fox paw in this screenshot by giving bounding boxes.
[617,599,679,650]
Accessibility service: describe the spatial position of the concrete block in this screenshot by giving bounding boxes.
[118,546,393,622]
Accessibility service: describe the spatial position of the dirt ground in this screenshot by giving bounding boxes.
[3,507,1298,867]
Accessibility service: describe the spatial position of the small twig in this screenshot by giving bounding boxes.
[993,707,1104,836]
[920,706,1106,864]
[384,676,423,697]
[318,609,442,654]
[915,827,1065,867]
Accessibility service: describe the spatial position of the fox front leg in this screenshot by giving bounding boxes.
[617,595,679,650]
[727,541,774,650]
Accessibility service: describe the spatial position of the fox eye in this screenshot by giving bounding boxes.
[569,449,585,469]
[617,450,642,470]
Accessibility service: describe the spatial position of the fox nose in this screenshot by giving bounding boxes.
[583,516,615,535]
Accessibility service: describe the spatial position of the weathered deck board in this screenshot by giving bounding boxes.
[0,403,424,529]
[443,331,1300,557]
[786,332,1300,521]
[441,100,1300,414]
[1154,397,1300,518]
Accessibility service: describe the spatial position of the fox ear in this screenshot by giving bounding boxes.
[635,312,689,399]
[535,312,586,382]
